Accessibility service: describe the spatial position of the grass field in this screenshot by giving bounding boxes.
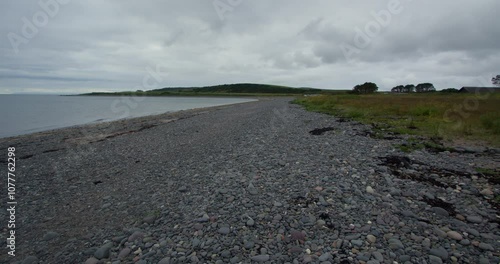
[294,93,500,147]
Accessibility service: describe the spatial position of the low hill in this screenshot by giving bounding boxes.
[152,83,322,94]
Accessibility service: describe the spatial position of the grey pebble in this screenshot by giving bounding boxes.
[429,247,448,260]
[251,255,270,262]
[429,255,443,264]
[466,215,483,223]
[372,251,384,261]
[478,243,494,251]
[318,253,331,261]
[42,231,59,241]
[218,226,230,234]
[158,257,171,264]
[388,238,404,249]
[432,207,449,217]
[94,244,112,259]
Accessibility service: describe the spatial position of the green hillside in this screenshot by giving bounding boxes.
[82,83,324,96]
[153,83,322,94]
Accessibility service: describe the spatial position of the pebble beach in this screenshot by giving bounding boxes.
[1,97,498,264]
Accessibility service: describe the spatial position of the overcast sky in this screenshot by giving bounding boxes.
[1,0,499,94]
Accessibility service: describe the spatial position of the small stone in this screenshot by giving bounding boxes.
[318,253,331,261]
[467,228,480,237]
[429,247,448,260]
[218,226,230,235]
[479,257,490,264]
[158,257,171,264]
[429,255,443,264]
[42,231,59,241]
[422,238,431,248]
[367,234,376,244]
[457,239,469,246]
[466,216,483,223]
[244,241,254,249]
[118,248,131,259]
[400,255,411,262]
[303,255,313,263]
[290,230,306,241]
[432,207,449,217]
[480,189,493,196]
[478,243,494,251]
[94,242,113,259]
[192,238,201,248]
[434,228,447,238]
[388,238,404,249]
[345,234,360,240]
[372,251,384,261]
[366,186,375,194]
[143,215,156,224]
[246,218,255,226]
[196,214,210,222]
[251,255,270,262]
[351,240,363,247]
[316,220,326,227]
[447,231,463,240]
[401,210,417,218]
[178,186,188,192]
[128,231,144,242]
[84,258,99,264]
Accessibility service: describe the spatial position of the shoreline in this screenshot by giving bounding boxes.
[0,97,261,142]
[0,97,498,263]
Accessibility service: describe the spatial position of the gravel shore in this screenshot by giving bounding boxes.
[1,97,498,264]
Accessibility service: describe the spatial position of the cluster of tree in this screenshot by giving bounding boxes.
[492,75,500,87]
[351,82,378,94]
[391,83,435,93]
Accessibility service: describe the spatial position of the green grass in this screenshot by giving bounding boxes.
[476,167,497,175]
[294,93,500,146]
[480,113,500,134]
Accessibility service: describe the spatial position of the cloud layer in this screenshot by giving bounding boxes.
[1,0,499,93]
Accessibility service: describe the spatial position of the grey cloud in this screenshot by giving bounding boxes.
[1,0,499,93]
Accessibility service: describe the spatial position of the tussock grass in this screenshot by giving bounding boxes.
[294,93,500,146]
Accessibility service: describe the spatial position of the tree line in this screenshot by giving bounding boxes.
[391,83,435,93]
[350,82,436,94]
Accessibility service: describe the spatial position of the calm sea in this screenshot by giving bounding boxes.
[0,95,256,138]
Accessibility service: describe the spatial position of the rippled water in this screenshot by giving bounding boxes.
[0,95,255,138]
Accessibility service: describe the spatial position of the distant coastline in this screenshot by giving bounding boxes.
[78,83,348,97]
